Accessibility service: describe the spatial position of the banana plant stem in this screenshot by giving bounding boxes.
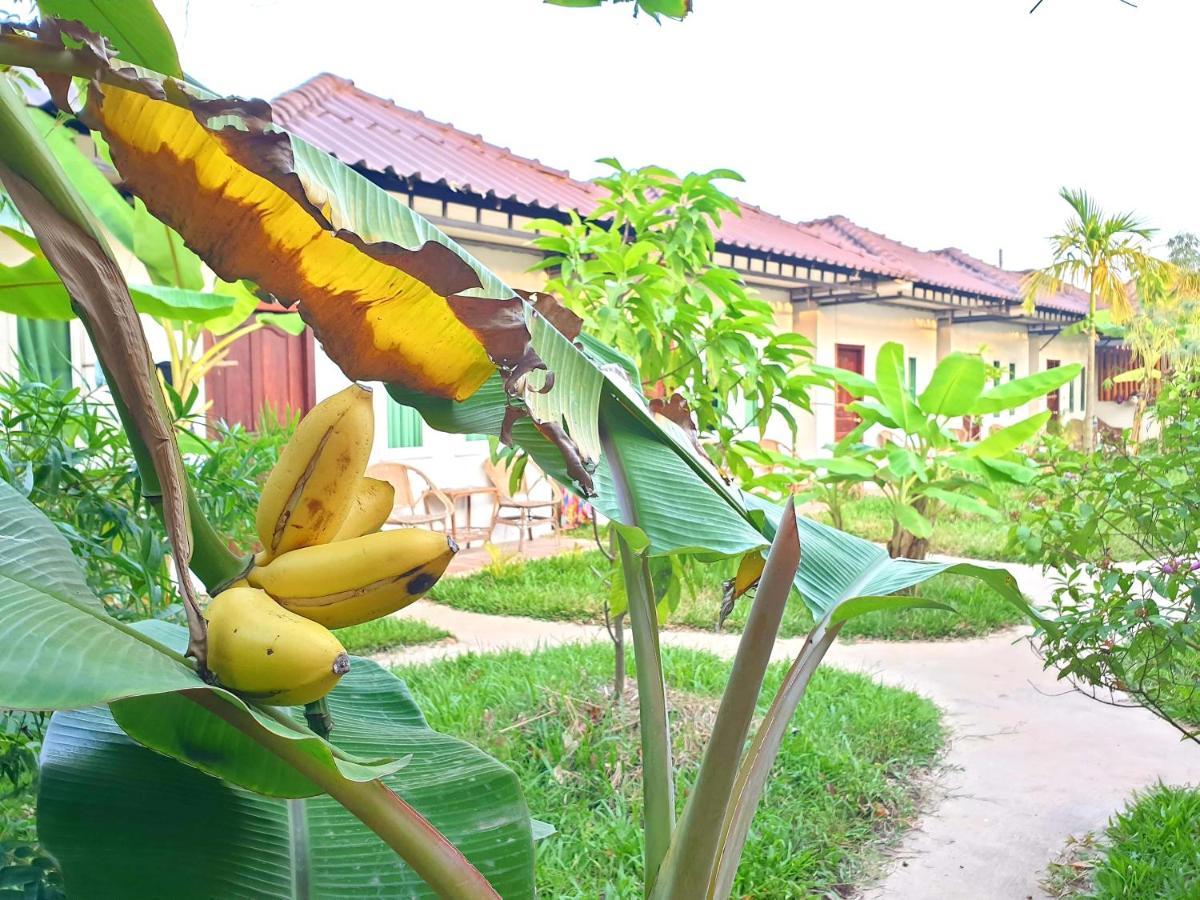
[600,425,675,892]
[707,618,844,899]
[187,691,500,900]
[651,500,801,899]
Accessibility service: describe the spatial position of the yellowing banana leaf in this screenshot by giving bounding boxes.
[28,105,208,292]
[36,32,542,402]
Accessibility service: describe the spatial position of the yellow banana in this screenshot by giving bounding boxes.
[248,528,457,629]
[255,384,375,563]
[330,476,395,542]
[206,586,350,706]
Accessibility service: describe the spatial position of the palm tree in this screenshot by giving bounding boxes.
[1023,188,1157,453]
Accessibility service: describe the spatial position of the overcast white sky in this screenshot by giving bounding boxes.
[154,0,1199,272]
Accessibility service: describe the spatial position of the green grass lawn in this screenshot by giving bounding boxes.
[1046,783,1200,899]
[400,643,944,897]
[430,548,1025,641]
[333,616,451,655]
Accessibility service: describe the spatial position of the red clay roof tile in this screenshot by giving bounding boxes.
[272,73,1083,315]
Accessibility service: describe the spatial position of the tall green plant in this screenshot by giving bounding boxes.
[529,161,812,480]
[809,342,1080,558]
[0,14,1046,898]
[1016,371,1200,739]
[1023,188,1158,453]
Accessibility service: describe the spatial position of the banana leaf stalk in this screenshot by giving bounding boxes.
[601,424,675,891]
[650,499,801,898]
[708,616,845,897]
[0,74,239,667]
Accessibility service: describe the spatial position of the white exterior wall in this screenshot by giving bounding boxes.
[951,320,1041,429]
[793,301,939,456]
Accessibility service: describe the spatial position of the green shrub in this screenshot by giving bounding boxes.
[0,375,292,617]
[1018,373,1200,735]
[183,414,294,552]
[0,375,175,616]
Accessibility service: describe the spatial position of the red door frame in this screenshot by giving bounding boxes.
[834,343,865,440]
[1046,359,1061,417]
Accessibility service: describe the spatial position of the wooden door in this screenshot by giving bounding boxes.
[205,305,317,431]
[834,343,865,440]
[1045,359,1061,417]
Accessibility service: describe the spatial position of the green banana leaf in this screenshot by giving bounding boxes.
[40,639,535,899]
[740,492,1039,623]
[258,311,307,335]
[972,363,1081,414]
[131,195,205,289]
[917,352,987,417]
[0,481,405,793]
[545,0,692,20]
[874,342,921,432]
[0,226,236,322]
[964,411,1051,457]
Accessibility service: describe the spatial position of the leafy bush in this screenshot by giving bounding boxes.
[0,375,292,616]
[1018,374,1200,734]
[529,160,812,479]
[0,711,44,795]
[0,375,175,616]
[0,710,60,900]
[182,414,294,552]
[806,343,1078,558]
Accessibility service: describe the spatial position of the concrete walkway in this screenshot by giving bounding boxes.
[380,551,1198,899]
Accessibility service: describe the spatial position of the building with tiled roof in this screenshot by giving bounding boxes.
[263,73,1121,461]
[2,72,1131,509]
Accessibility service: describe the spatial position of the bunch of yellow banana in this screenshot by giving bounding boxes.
[254,384,376,564]
[206,383,459,707]
[207,587,350,706]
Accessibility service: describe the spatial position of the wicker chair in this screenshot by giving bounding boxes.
[483,458,562,550]
[366,462,453,533]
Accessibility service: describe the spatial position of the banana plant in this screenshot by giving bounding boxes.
[0,12,1046,898]
[810,342,1081,558]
